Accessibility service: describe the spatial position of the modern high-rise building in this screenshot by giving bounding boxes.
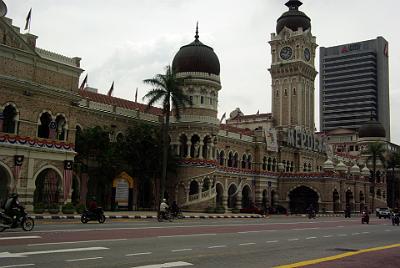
[319,37,390,140]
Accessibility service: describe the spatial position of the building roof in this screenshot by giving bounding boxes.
[79,90,163,115]
[276,0,311,33]
[172,25,220,75]
[358,118,386,138]
[220,124,254,136]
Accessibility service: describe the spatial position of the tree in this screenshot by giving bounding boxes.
[143,65,192,205]
[365,142,386,211]
[387,151,400,208]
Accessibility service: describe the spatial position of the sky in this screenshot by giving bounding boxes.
[4,0,400,144]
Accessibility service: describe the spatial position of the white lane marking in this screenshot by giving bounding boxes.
[385,230,391,232]
[338,234,347,237]
[352,233,360,235]
[305,237,317,240]
[0,247,108,258]
[292,227,320,231]
[17,219,361,234]
[0,264,35,268]
[28,238,127,246]
[171,249,192,252]
[131,261,193,268]
[126,252,152,256]
[0,236,41,241]
[323,235,333,238]
[159,233,216,238]
[266,240,278,243]
[239,243,256,246]
[288,238,299,241]
[66,257,103,262]
[237,230,276,234]
[336,226,344,228]
[362,232,370,234]
[207,245,226,248]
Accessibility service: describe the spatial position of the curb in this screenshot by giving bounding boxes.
[31,214,264,220]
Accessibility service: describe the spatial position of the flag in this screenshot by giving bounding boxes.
[63,160,73,201]
[49,120,57,139]
[79,74,88,90]
[13,155,24,191]
[24,8,32,31]
[256,110,260,115]
[107,81,114,96]
[135,88,138,102]
[219,112,226,124]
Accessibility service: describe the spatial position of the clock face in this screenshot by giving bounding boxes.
[304,48,311,61]
[280,46,292,60]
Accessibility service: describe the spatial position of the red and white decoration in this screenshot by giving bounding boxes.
[63,160,73,201]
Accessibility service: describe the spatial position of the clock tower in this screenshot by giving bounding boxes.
[269,0,317,132]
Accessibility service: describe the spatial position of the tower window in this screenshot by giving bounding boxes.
[293,88,296,95]
[276,90,279,97]
[201,96,204,104]
[189,96,193,103]
[284,89,288,96]
[210,98,213,105]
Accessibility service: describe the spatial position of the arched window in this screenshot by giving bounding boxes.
[38,112,52,139]
[267,158,272,171]
[219,151,225,166]
[290,161,294,172]
[233,153,239,168]
[262,157,267,170]
[1,104,17,134]
[116,133,124,143]
[272,158,276,172]
[241,155,246,169]
[55,115,67,141]
[179,135,188,157]
[303,163,307,172]
[308,163,312,172]
[227,152,233,167]
[247,155,252,169]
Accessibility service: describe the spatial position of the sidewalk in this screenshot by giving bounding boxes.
[29,211,361,220]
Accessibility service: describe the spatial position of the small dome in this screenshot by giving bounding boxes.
[323,159,334,171]
[335,161,347,172]
[172,25,220,75]
[361,166,370,177]
[358,117,386,138]
[350,164,361,176]
[276,0,311,33]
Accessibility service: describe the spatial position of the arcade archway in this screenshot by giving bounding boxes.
[0,163,12,205]
[215,183,224,208]
[241,185,252,208]
[289,186,319,214]
[34,168,62,207]
[228,184,237,208]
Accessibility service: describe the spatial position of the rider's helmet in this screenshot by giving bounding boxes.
[162,198,166,202]
[10,193,18,199]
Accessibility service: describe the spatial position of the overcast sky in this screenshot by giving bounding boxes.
[4,0,400,144]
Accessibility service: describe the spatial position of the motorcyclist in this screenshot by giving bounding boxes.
[307,204,315,219]
[171,201,180,218]
[345,204,351,218]
[159,198,169,219]
[4,193,22,226]
[88,196,99,216]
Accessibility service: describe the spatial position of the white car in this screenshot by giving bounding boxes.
[376,207,391,219]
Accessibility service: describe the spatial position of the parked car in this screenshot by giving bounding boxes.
[376,207,391,219]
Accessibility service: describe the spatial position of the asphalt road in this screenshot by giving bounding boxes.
[0,216,399,268]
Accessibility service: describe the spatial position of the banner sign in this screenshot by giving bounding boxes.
[287,127,326,153]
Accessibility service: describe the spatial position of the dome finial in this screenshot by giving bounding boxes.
[195,21,199,40]
[285,0,303,10]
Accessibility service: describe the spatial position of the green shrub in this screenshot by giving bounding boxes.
[48,203,60,214]
[215,207,226,214]
[76,204,86,214]
[33,203,45,214]
[62,203,75,214]
[231,208,240,214]
[206,207,215,213]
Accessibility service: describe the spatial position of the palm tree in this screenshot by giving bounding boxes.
[365,142,386,211]
[387,151,400,208]
[143,65,192,206]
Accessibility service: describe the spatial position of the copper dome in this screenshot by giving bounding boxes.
[276,0,311,34]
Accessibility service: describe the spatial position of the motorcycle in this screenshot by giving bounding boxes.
[171,209,184,220]
[308,210,316,219]
[0,207,35,232]
[158,209,173,222]
[80,207,106,224]
[392,213,400,226]
[361,211,369,224]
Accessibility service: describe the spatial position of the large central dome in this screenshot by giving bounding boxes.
[172,26,220,76]
[276,0,311,34]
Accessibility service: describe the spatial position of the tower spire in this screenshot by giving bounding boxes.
[285,0,303,10]
[195,21,199,40]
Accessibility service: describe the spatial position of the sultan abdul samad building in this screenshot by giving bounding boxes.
[0,1,388,213]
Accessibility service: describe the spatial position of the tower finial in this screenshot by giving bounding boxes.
[285,0,303,10]
[195,21,199,40]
